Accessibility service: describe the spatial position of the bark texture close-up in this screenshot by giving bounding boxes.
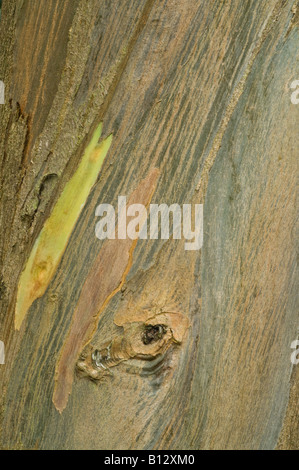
[0,0,298,450]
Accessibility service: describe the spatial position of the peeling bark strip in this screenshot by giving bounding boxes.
[53,168,160,413]
[15,124,112,330]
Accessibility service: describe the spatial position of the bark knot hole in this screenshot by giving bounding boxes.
[142,324,167,345]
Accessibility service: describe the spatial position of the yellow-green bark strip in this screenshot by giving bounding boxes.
[15,124,112,330]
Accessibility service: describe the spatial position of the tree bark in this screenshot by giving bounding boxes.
[0,0,298,450]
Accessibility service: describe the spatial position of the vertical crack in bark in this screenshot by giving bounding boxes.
[84,0,156,139]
